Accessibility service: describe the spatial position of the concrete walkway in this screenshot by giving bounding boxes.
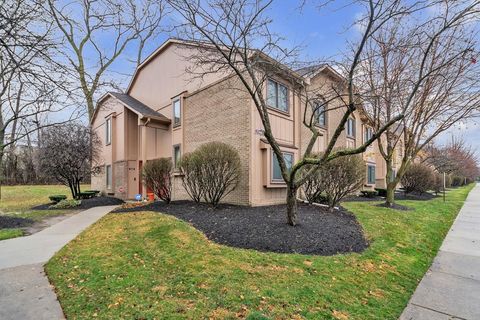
[401,183,480,320]
[0,205,117,320]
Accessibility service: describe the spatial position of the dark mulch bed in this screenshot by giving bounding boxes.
[31,196,124,211]
[0,216,34,229]
[114,201,369,256]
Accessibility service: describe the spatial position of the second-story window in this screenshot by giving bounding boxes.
[313,101,327,127]
[173,98,181,126]
[364,126,373,142]
[346,118,356,137]
[105,118,112,145]
[267,79,288,113]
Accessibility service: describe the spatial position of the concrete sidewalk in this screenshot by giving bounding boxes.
[0,205,117,320]
[401,184,480,320]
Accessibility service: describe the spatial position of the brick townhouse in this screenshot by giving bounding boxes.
[91,38,400,205]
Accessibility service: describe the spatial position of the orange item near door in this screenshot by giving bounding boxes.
[147,193,154,201]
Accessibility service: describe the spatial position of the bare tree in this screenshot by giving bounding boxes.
[426,137,480,182]
[357,0,480,206]
[38,124,102,199]
[47,0,167,120]
[0,0,78,196]
[165,0,427,225]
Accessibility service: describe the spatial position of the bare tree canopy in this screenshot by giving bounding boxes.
[425,137,480,181]
[354,0,480,206]
[38,124,102,199]
[47,0,167,120]
[166,0,431,225]
[0,0,78,195]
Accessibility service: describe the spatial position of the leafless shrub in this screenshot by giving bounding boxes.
[179,152,204,203]
[180,142,241,206]
[142,158,173,203]
[401,163,435,194]
[302,154,365,210]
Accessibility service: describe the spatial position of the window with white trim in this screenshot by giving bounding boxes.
[267,79,288,112]
[346,118,356,137]
[105,118,112,145]
[272,151,293,182]
[367,165,376,185]
[106,165,112,189]
[173,99,181,126]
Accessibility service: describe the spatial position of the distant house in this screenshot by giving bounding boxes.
[91,38,399,205]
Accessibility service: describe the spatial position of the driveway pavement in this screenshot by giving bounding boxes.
[0,205,117,320]
[401,183,480,320]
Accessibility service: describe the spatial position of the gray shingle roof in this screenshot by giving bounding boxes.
[109,92,170,123]
[295,64,326,77]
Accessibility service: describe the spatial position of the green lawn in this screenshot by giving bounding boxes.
[0,184,89,240]
[46,185,473,320]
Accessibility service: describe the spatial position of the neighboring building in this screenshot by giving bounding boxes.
[91,38,396,205]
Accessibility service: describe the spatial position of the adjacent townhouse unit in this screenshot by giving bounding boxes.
[91,38,393,206]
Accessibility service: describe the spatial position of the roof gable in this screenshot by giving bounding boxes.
[91,92,171,125]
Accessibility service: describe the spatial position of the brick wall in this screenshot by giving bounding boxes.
[91,169,105,195]
[113,161,128,200]
[183,76,251,205]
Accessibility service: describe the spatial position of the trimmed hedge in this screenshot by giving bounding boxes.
[375,188,387,197]
[77,191,97,199]
[50,199,81,209]
[361,190,378,198]
[85,190,100,195]
[49,195,67,203]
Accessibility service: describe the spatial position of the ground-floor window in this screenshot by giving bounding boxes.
[106,165,112,189]
[173,145,181,168]
[272,151,293,182]
[367,164,376,185]
[390,169,397,182]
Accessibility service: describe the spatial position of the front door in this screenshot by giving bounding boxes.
[127,160,138,199]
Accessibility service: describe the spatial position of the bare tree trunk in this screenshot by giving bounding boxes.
[386,182,396,206]
[385,159,396,206]
[68,181,75,199]
[286,184,298,226]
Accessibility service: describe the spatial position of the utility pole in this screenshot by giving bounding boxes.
[443,171,446,203]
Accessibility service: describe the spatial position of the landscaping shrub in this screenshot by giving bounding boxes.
[361,190,378,198]
[179,142,241,205]
[451,175,464,187]
[445,174,452,188]
[432,173,443,195]
[178,152,203,203]
[375,188,387,197]
[77,191,96,199]
[50,199,81,209]
[401,163,435,193]
[49,195,67,203]
[142,158,173,203]
[85,190,100,196]
[302,154,365,210]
